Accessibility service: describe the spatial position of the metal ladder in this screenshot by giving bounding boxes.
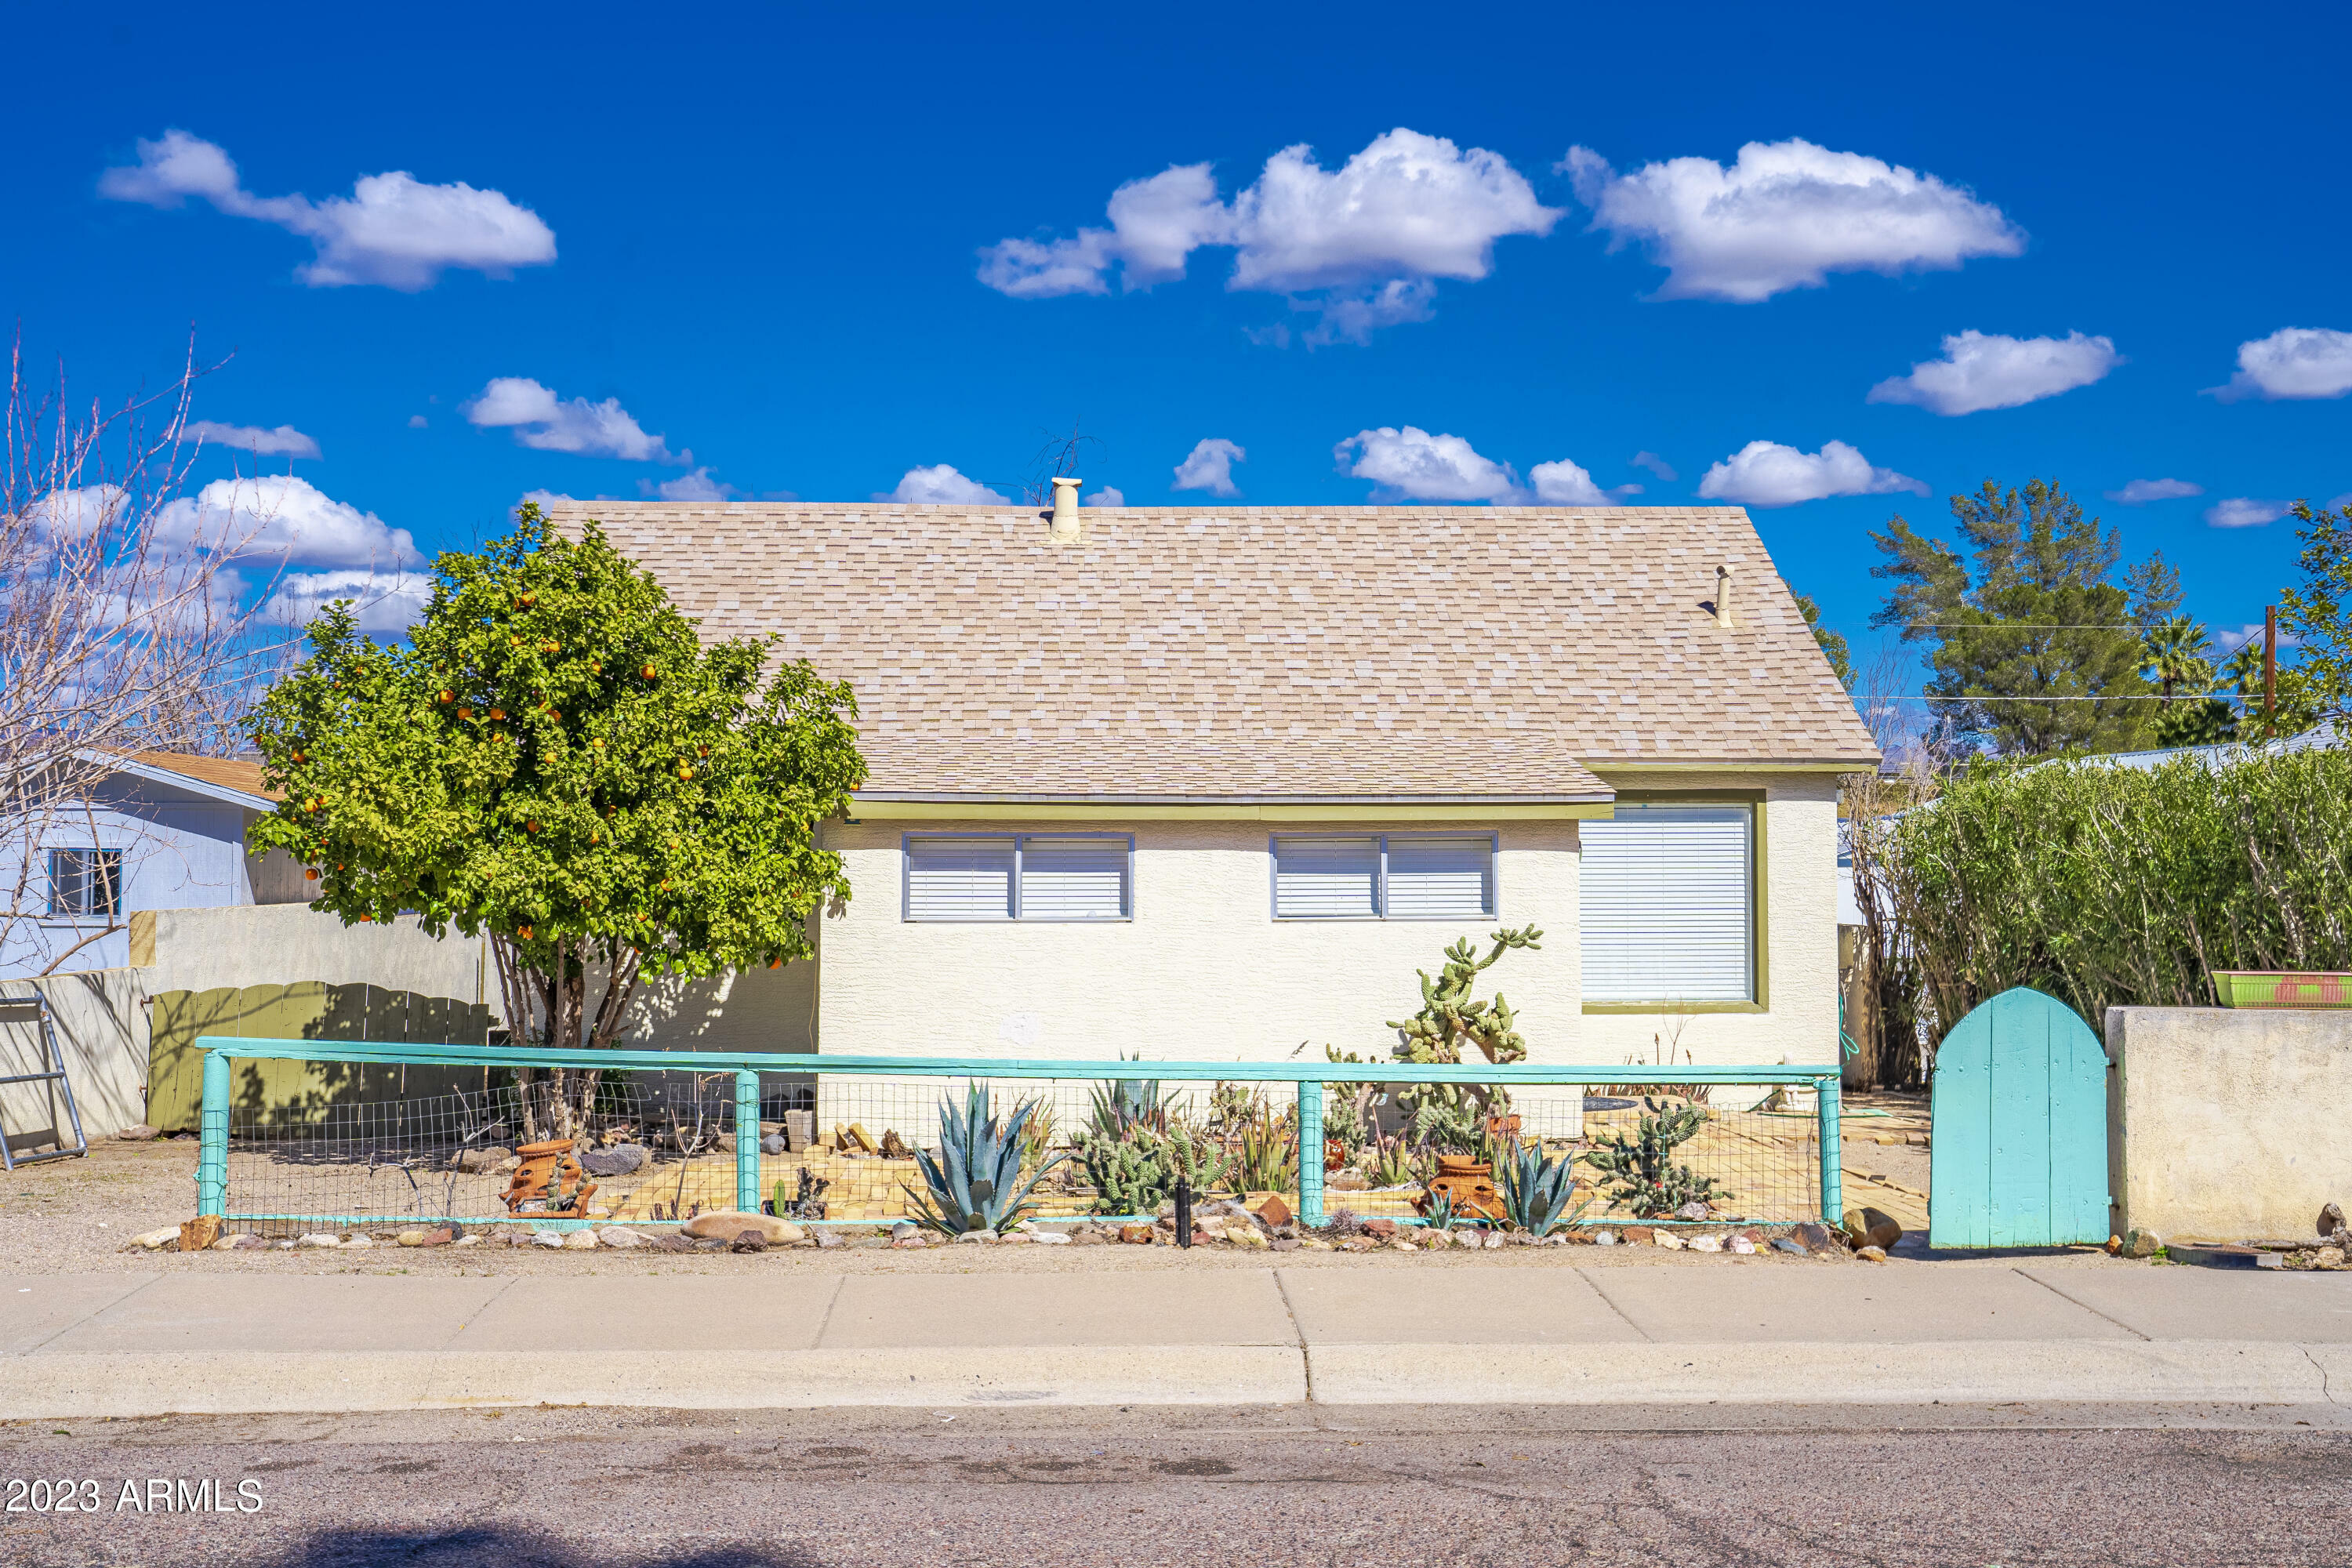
[0,994,90,1171]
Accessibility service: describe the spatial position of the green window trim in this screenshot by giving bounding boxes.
[1580,789,1769,1014]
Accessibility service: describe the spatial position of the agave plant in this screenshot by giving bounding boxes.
[1420,1186,1458,1233]
[903,1085,1067,1236]
[1497,1140,1587,1236]
[1087,1052,1167,1138]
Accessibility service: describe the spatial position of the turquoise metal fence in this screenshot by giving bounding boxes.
[193,1038,1842,1230]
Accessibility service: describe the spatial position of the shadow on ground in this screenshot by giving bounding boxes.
[249,1526,823,1568]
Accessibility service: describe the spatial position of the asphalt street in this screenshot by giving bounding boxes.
[5,1402,2350,1566]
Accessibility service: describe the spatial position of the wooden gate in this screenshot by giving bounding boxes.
[1929,987,2109,1248]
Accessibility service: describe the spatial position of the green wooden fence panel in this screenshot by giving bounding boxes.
[1929,986,2110,1248]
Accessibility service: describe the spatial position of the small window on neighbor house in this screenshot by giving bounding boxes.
[1579,804,1753,1003]
[903,834,1131,921]
[47,848,122,920]
[1271,833,1495,920]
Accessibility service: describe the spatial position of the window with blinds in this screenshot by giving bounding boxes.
[1578,804,1753,1003]
[903,834,1130,921]
[1271,833,1495,920]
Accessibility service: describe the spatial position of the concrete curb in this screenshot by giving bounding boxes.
[0,1346,1309,1419]
[4,1341,2343,1419]
[1306,1340,2342,1406]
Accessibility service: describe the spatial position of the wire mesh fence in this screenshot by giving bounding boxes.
[210,1050,1835,1231]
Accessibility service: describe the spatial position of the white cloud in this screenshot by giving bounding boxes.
[2205,497,2289,528]
[261,568,435,633]
[641,466,738,502]
[1172,437,1246,497]
[1082,486,1126,507]
[463,378,681,463]
[28,484,129,539]
[100,129,556,291]
[1562,138,2024,303]
[1695,440,1928,507]
[981,129,1559,340]
[1867,331,2120,416]
[2107,478,2203,504]
[185,419,321,459]
[878,465,1009,505]
[408,415,429,429]
[2208,327,2352,401]
[1527,459,1611,505]
[156,474,423,568]
[1335,426,1520,503]
[1631,450,1677,482]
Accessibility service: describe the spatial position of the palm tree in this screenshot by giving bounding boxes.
[2140,615,2215,701]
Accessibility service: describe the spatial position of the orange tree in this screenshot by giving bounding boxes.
[244,504,865,1131]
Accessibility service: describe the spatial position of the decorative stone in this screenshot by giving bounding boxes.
[1326,1171,1370,1192]
[118,1124,160,1141]
[453,1235,482,1248]
[1029,1230,1069,1246]
[2317,1247,2347,1271]
[760,1133,788,1156]
[1772,1237,1809,1256]
[1271,1236,1301,1252]
[2122,1229,2162,1260]
[178,1215,224,1252]
[998,1232,1034,1245]
[129,1225,178,1250]
[561,1229,598,1250]
[581,1145,648,1178]
[682,1211,804,1246]
[1299,1238,1334,1250]
[1229,1227,1270,1250]
[956,1230,996,1244]
[1482,1231,1507,1250]
[1675,1201,1711,1221]
[729,1229,768,1253]
[1361,1218,1398,1240]
[596,1226,648,1249]
[341,1235,376,1250]
[815,1229,845,1248]
[452,1145,510,1173]
[1856,1244,1888,1262]
[1254,1196,1294,1229]
[1728,1234,1758,1255]
[1789,1221,1839,1254]
[531,1230,566,1249]
[2321,1203,2347,1239]
[1592,1229,1618,1247]
[1687,1233,1723,1254]
[1653,1231,1686,1250]
[1621,1226,1656,1245]
[1120,1224,1156,1244]
[891,1222,919,1242]
[1842,1207,1904,1251]
[396,1229,432,1247]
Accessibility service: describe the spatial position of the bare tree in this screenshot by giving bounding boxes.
[0,335,285,972]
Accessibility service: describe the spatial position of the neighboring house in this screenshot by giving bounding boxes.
[0,753,310,980]
[552,499,1879,1073]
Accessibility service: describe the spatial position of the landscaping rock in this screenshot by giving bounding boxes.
[581,1144,648,1178]
[1229,1227,1270,1250]
[1592,1229,1617,1247]
[561,1229,599,1250]
[2317,1247,2347,1271]
[956,1230,996,1245]
[1482,1231,1507,1250]
[815,1229,846,1248]
[760,1133,788,1156]
[1675,1201,1711,1222]
[1728,1233,1758,1255]
[891,1222,919,1242]
[1653,1231,1686,1250]
[1029,1230,1069,1246]
[998,1232,1034,1245]
[644,1233,691,1253]
[1361,1218,1398,1240]
[2322,1203,2347,1239]
[1842,1207,1904,1251]
[452,1145,510,1173]
[178,1215,223,1252]
[118,1124,160,1142]
[1687,1233,1723,1254]
[531,1231,565,1249]
[729,1230,768,1254]
[1327,1171,1370,1192]
[1856,1244,1888,1262]
[1338,1236,1376,1252]
[1771,1237,1809,1257]
[1254,1196,1294,1229]
[396,1229,431,1247]
[122,1226,175,1252]
[342,1235,376,1250]
[2122,1229,2162,1260]
[1298,1238,1334,1251]
[1270,1237,1301,1252]
[682,1211,803,1246]
[596,1226,648,1249]
[452,1234,481,1247]
[209,1233,241,1250]
[1621,1226,1656,1245]
[1789,1221,1839,1255]
[1119,1225,1155,1244]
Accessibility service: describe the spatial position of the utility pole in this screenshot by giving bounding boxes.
[2263,605,2278,740]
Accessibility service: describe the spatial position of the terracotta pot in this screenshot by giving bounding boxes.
[1425,1156,1504,1220]
[1435,1153,1490,1178]
[1483,1113,1522,1140]
[506,1138,597,1214]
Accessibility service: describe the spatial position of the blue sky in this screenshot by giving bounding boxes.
[8,2,2347,673]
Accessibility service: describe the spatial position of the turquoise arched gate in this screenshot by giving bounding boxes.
[1929,987,2110,1248]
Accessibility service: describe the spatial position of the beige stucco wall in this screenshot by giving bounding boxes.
[816,818,1587,1066]
[1576,774,1842,1075]
[2107,1006,2352,1241]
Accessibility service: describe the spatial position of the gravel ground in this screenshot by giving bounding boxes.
[0,1133,2040,1279]
[2,1403,2345,1566]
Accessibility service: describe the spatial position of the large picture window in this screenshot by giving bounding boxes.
[1579,804,1754,1004]
[47,848,122,920]
[1270,833,1496,920]
[903,834,1131,921]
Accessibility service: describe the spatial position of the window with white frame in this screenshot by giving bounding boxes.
[1578,803,1754,1003]
[1270,833,1495,920]
[47,848,123,920]
[903,834,1131,921]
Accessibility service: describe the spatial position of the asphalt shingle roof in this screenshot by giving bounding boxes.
[546,503,1879,801]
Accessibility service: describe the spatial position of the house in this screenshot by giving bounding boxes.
[0,753,310,981]
[550,497,1878,1076]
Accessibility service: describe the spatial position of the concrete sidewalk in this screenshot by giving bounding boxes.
[5,1263,2351,1417]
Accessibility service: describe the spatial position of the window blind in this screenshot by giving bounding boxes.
[1018,837,1129,920]
[905,837,1015,920]
[1384,835,1494,918]
[1272,836,1379,917]
[1579,804,1752,1002]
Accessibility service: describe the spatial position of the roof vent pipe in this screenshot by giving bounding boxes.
[1714,564,1737,626]
[1050,477,1083,541]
